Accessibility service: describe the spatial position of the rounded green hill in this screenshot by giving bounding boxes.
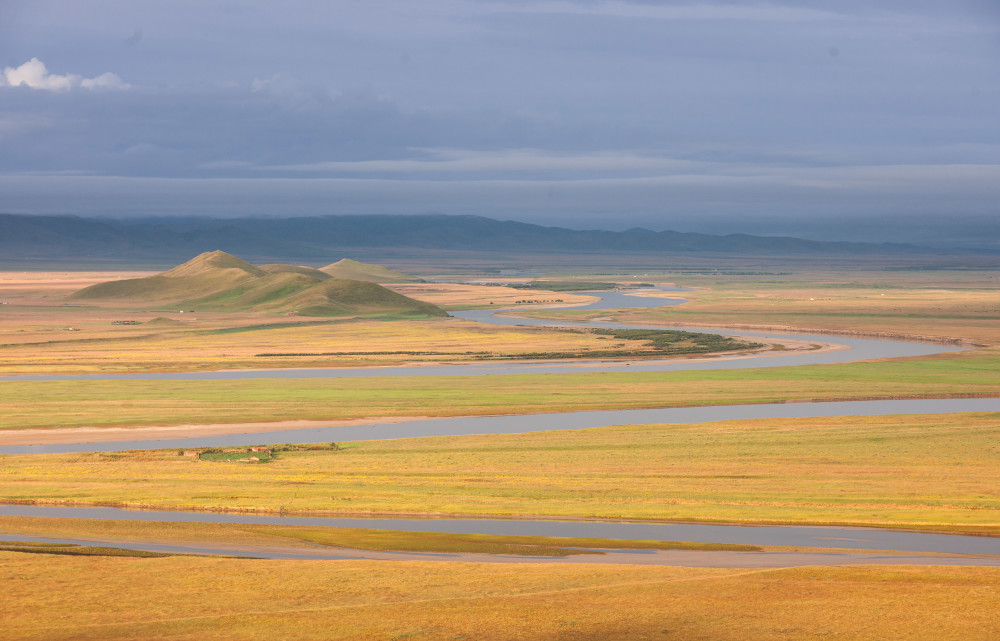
[70,251,445,318]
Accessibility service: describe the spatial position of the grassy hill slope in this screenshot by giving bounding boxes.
[259,264,332,280]
[287,279,443,317]
[319,258,422,283]
[69,251,446,318]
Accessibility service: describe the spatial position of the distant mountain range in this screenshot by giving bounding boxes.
[0,213,990,264]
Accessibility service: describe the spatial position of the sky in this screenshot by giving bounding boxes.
[1,0,999,247]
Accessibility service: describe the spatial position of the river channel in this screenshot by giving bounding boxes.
[2,505,999,558]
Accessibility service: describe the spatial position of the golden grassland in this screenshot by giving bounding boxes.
[1,553,997,641]
[4,413,998,532]
[1,347,997,430]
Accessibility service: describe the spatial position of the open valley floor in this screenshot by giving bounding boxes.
[1,260,998,640]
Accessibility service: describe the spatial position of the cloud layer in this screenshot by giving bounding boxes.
[1,1,998,247]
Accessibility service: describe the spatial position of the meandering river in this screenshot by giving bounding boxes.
[2,289,996,560]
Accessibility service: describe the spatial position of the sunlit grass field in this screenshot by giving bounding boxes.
[4,413,998,531]
[1,553,997,641]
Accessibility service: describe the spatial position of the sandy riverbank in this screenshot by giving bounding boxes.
[0,417,432,447]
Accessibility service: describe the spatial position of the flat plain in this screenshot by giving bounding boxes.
[1,261,999,639]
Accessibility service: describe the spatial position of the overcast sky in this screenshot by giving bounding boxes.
[2,1,998,246]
